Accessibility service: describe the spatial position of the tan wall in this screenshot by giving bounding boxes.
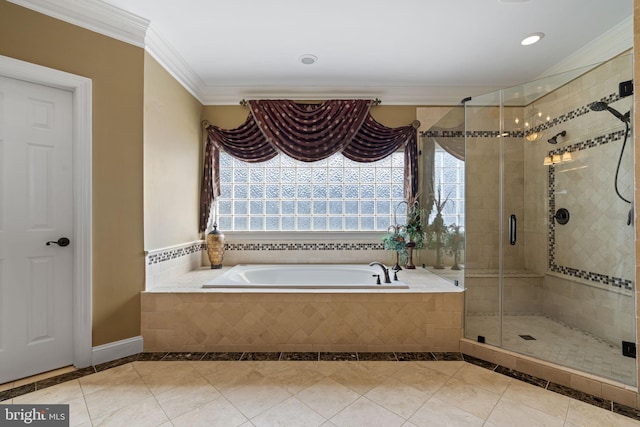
[0,1,145,346]
[143,53,202,250]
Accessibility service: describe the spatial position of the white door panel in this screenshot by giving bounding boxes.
[0,75,74,383]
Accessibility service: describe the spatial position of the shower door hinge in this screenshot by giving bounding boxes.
[622,341,636,358]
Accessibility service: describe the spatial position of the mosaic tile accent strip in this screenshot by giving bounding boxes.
[421,93,621,140]
[224,242,385,251]
[422,92,633,292]
[548,125,634,291]
[146,242,205,265]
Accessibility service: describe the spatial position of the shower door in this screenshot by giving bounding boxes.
[464,54,637,386]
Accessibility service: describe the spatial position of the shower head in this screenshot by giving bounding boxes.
[547,130,566,144]
[589,101,630,122]
[589,101,608,111]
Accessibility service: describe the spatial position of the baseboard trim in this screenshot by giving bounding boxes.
[92,336,144,366]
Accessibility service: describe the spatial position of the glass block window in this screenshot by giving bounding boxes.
[217,151,406,231]
[433,144,465,226]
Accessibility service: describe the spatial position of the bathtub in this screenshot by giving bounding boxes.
[202,264,409,289]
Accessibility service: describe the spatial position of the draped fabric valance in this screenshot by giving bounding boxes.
[199,99,419,232]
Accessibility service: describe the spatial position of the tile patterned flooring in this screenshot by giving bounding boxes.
[2,352,640,426]
[465,313,637,385]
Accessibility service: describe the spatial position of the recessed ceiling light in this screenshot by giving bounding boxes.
[521,32,545,46]
[299,54,317,65]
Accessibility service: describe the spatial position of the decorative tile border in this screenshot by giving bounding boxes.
[423,93,633,291]
[146,242,205,265]
[547,125,633,291]
[420,94,621,140]
[146,241,386,266]
[2,352,639,421]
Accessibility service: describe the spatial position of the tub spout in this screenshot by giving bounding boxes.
[368,262,391,284]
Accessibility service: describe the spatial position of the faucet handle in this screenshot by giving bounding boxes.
[372,274,381,285]
[393,271,398,281]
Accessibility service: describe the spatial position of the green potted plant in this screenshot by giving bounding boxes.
[403,195,427,269]
[382,231,407,270]
[444,224,465,270]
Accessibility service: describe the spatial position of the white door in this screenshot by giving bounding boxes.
[0,75,74,383]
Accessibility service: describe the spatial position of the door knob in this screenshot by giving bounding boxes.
[46,237,70,247]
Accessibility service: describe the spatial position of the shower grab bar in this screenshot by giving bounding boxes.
[509,214,517,245]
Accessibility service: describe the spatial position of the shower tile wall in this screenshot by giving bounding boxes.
[464,53,635,348]
[527,53,635,344]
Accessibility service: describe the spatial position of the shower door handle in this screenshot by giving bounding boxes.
[509,214,517,245]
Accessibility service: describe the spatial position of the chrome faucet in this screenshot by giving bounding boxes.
[368,262,391,284]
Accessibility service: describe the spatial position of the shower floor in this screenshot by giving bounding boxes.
[465,313,636,386]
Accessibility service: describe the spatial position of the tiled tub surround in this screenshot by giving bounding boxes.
[145,241,205,290]
[215,240,398,266]
[142,267,464,353]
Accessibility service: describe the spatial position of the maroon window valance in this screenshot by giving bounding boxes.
[199,99,419,232]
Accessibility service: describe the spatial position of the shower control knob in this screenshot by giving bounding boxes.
[46,237,71,247]
[554,208,570,225]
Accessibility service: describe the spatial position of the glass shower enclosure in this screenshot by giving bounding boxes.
[461,52,636,386]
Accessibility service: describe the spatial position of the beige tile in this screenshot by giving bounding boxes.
[391,363,451,395]
[83,377,152,420]
[295,377,360,419]
[251,396,326,427]
[486,397,564,427]
[502,379,570,419]
[13,379,84,404]
[329,397,405,427]
[453,363,511,394]
[565,399,640,427]
[434,377,501,420]
[223,381,292,419]
[68,396,91,427]
[326,363,387,395]
[139,363,205,395]
[257,363,325,394]
[415,361,464,377]
[170,396,248,427]
[204,364,267,395]
[601,383,638,408]
[0,381,15,392]
[364,377,431,419]
[91,396,169,427]
[79,363,141,395]
[154,378,222,419]
[408,397,484,427]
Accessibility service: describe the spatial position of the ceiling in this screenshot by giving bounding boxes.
[12,0,633,105]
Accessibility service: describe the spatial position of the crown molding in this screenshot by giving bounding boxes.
[8,0,149,47]
[9,1,633,106]
[144,24,206,104]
